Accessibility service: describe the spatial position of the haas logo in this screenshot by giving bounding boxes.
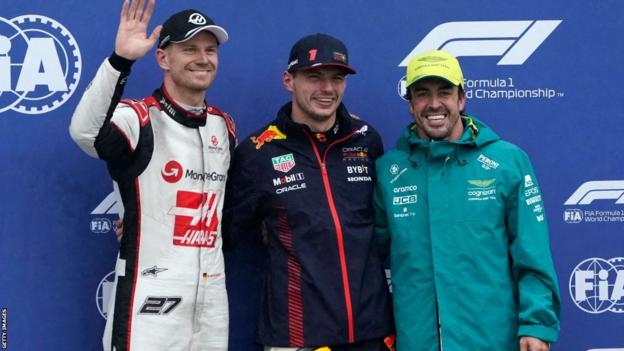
[168,190,220,248]
[161,160,184,183]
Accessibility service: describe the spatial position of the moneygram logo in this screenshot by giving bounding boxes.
[96,270,115,319]
[569,257,624,314]
[0,15,81,114]
[563,181,624,224]
[398,20,561,67]
[162,160,184,183]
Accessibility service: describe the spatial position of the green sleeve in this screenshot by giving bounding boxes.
[506,150,561,343]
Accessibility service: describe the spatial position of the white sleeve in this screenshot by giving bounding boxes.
[69,59,133,158]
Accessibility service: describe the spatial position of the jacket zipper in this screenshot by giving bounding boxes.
[304,129,356,343]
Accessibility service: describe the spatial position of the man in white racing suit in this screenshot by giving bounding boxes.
[69,1,235,350]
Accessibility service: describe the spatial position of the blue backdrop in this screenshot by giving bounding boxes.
[1,1,623,350]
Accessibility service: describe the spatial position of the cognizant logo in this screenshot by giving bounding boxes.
[398,20,562,67]
[0,15,82,114]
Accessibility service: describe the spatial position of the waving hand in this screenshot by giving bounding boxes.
[115,0,162,60]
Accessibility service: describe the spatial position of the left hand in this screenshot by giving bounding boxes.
[115,218,124,243]
[519,336,550,351]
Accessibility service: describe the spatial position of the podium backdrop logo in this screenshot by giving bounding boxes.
[398,20,561,67]
[0,14,81,114]
[569,257,624,314]
[563,180,624,224]
[397,20,564,101]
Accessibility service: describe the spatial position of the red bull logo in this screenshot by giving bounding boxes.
[251,125,286,149]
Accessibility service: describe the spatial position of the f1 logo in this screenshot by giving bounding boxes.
[564,180,624,205]
[398,20,562,66]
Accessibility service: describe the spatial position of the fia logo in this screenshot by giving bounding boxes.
[563,209,583,224]
[569,257,624,314]
[0,15,81,114]
[91,217,113,233]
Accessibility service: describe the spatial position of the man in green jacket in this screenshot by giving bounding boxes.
[373,50,560,351]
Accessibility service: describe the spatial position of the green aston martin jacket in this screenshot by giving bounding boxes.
[373,115,560,350]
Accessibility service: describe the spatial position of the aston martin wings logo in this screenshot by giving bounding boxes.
[468,178,496,187]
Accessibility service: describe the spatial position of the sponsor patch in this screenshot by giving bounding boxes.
[251,125,286,149]
[273,172,305,186]
[168,191,220,248]
[141,266,168,278]
[272,153,296,173]
[477,154,499,170]
[393,194,417,205]
[466,179,497,201]
[276,183,307,194]
[342,146,368,161]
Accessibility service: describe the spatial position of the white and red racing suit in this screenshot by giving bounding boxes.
[69,53,236,351]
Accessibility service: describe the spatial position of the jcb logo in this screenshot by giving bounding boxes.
[393,195,417,205]
[398,20,561,67]
[0,15,81,114]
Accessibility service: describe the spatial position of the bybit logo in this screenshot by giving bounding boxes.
[398,20,561,67]
[0,15,81,114]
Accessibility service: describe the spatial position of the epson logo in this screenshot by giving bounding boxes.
[564,180,624,205]
[398,20,561,67]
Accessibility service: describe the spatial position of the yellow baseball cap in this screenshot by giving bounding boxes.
[405,50,464,96]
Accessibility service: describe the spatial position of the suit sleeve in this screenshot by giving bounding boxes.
[69,54,139,163]
[222,142,264,251]
[373,161,391,259]
[506,149,561,343]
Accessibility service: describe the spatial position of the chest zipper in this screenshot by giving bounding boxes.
[303,129,357,343]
